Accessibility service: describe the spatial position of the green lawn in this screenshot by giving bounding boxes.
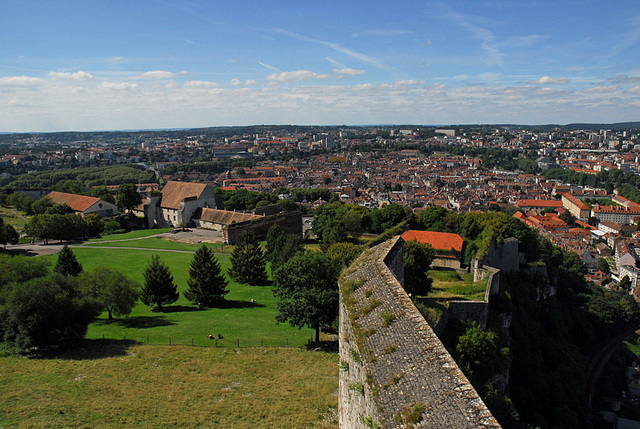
[0,343,338,428]
[51,240,316,348]
[426,270,488,302]
[87,228,172,241]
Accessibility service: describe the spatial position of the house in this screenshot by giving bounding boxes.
[46,191,117,218]
[141,181,221,228]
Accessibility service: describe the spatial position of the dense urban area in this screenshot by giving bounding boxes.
[3,122,640,429]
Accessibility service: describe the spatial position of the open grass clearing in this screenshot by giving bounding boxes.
[82,236,215,251]
[0,342,338,428]
[87,228,172,241]
[52,242,315,348]
[426,270,488,302]
[0,206,27,231]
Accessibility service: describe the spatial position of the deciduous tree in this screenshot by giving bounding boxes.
[79,268,139,320]
[272,251,341,341]
[403,240,435,297]
[0,218,19,249]
[0,273,100,349]
[115,183,142,212]
[184,245,228,307]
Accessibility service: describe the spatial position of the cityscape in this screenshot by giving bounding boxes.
[2,0,640,428]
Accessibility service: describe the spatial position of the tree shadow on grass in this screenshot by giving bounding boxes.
[159,305,202,313]
[306,340,338,353]
[94,315,175,329]
[31,339,139,361]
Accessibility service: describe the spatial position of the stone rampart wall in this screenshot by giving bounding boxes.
[223,210,302,244]
[339,237,501,428]
[432,256,463,270]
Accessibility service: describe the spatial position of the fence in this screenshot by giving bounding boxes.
[95,333,314,348]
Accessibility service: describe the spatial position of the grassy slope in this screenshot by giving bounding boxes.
[427,270,488,301]
[61,242,315,347]
[0,206,27,231]
[0,343,338,428]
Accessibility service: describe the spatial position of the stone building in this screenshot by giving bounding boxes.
[140,181,220,228]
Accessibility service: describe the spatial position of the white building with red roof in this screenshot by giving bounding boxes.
[46,191,117,218]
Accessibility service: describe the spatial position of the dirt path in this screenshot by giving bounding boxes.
[7,229,225,256]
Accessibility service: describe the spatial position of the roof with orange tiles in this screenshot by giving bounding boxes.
[562,193,590,210]
[401,230,464,252]
[515,199,564,209]
[160,181,210,210]
[46,191,101,212]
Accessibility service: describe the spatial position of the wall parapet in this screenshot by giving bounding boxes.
[339,237,501,428]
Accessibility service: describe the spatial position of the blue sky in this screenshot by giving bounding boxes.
[1,0,639,132]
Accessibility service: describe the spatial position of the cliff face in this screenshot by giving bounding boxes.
[338,237,501,428]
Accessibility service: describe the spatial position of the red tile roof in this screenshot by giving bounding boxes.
[46,191,100,212]
[401,230,464,252]
[160,181,209,210]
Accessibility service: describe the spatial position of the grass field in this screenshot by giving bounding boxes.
[87,228,172,241]
[0,342,338,428]
[427,270,488,301]
[58,241,316,348]
[0,206,27,231]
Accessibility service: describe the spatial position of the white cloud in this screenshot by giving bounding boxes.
[258,61,278,71]
[529,76,571,84]
[230,79,258,87]
[184,80,220,88]
[0,76,44,86]
[582,86,618,94]
[48,71,94,81]
[395,79,425,85]
[1,72,639,133]
[135,70,175,80]
[326,57,346,69]
[608,75,640,84]
[266,70,331,82]
[99,82,138,90]
[271,28,397,72]
[333,68,367,76]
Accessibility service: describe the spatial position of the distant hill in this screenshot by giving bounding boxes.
[1,122,638,142]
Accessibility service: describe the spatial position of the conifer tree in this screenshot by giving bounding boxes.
[141,255,179,311]
[54,245,83,276]
[271,233,304,273]
[265,224,286,262]
[184,245,228,308]
[228,230,267,285]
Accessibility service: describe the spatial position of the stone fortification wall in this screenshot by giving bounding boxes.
[434,267,500,335]
[339,237,500,428]
[432,256,464,270]
[482,237,521,272]
[223,210,302,244]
